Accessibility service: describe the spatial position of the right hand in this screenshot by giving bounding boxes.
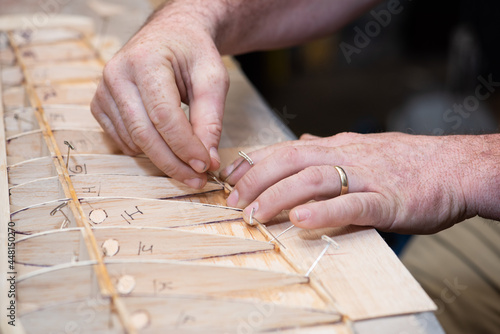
[91,4,229,189]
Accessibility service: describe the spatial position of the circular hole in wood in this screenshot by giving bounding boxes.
[131,310,150,330]
[101,239,119,257]
[89,209,107,224]
[116,275,136,295]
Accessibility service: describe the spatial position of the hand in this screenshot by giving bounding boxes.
[91,3,229,188]
[221,132,488,234]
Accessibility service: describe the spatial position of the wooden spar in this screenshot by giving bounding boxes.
[11,198,242,234]
[9,174,223,210]
[8,154,164,186]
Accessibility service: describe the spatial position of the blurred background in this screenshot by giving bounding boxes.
[235,0,500,253]
[236,0,500,139]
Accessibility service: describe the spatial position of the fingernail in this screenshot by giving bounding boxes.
[243,202,259,221]
[184,178,202,189]
[295,208,311,222]
[210,147,220,164]
[189,159,207,173]
[220,163,234,179]
[226,189,239,207]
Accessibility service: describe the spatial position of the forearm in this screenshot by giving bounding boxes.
[152,0,382,55]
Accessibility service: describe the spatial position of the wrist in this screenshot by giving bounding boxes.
[455,134,500,220]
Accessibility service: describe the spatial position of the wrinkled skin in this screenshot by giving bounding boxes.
[222,132,498,234]
[91,8,228,189]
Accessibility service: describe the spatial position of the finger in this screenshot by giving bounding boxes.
[299,133,321,140]
[226,146,348,208]
[242,165,363,223]
[134,61,211,174]
[106,75,206,187]
[189,56,229,171]
[220,140,322,183]
[91,80,141,154]
[290,192,394,230]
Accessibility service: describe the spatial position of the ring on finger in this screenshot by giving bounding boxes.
[334,166,349,196]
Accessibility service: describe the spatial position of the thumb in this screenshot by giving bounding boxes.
[188,56,229,171]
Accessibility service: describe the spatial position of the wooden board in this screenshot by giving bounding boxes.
[0,13,436,334]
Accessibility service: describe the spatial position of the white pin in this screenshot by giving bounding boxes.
[305,235,339,277]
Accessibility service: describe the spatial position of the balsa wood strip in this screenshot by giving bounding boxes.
[9,27,83,47]
[18,40,96,65]
[29,59,102,85]
[267,222,437,320]
[1,66,23,87]
[6,129,121,163]
[0,15,94,35]
[17,259,311,314]
[11,198,242,234]
[1,86,25,110]
[122,295,340,332]
[8,154,163,186]
[15,227,274,268]
[9,175,223,210]
[36,83,97,105]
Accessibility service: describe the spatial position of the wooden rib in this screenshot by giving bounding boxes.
[0,15,94,35]
[17,259,314,314]
[15,227,274,269]
[5,105,99,137]
[18,40,96,66]
[20,296,340,333]
[7,32,136,332]
[11,198,242,234]
[0,63,26,333]
[9,174,223,210]
[9,27,83,47]
[35,83,97,105]
[6,129,121,163]
[8,154,163,186]
[29,59,102,85]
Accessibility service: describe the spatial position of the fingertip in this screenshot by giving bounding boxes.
[209,147,221,171]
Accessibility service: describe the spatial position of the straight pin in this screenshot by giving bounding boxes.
[50,202,70,229]
[305,235,339,277]
[207,171,232,192]
[222,150,254,182]
[64,140,75,169]
[269,225,295,244]
[247,208,286,249]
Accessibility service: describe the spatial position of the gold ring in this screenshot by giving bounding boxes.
[334,166,348,195]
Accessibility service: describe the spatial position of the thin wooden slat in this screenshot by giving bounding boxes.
[9,174,223,210]
[36,82,97,105]
[6,129,121,164]
[0,15,94,35]
[17,259,313,315]
[1,86,25,110]
[4,106,99,137]
[18,40,95,65]
[11,198,242,234]
[8,154,163,186]
[9,27,83,47]
[29,59,102,85]
[15,227,275,269]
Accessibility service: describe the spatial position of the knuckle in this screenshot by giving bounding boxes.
[299,166,325,188]
[280,147,300,165]
[129,123,153,150]
[239,170,258,191]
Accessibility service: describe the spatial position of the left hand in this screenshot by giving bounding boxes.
[221,132,481,234]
